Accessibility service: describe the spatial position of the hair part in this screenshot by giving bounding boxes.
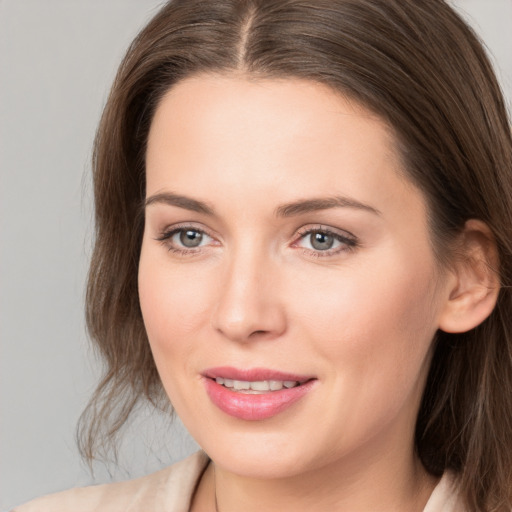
[79,1,512,509]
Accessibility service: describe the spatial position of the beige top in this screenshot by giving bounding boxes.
[13,451,463,512]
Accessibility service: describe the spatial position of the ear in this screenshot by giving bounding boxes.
[438,219,500,333]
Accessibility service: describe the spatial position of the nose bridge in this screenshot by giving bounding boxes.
[212,238,285,342]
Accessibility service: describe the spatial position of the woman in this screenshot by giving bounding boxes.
[14,0,512,510]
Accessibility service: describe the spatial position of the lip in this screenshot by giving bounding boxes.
[203,366,313,383]
[202,366,317,421]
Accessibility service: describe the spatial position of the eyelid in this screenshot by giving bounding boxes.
[157,223,196,237]
[295,224,357,241]
[155,221,218,239]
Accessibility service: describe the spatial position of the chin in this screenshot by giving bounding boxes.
[196,426,327,479]
[212,449,310,479]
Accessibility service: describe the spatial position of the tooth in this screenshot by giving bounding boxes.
[233,380,250,390]
[269,380,283,391]
[217,378,299,391]
[251,381,270,391]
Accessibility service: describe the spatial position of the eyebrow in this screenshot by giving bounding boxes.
[145,192,215,215]
[144,192,381,217]
[275,196,381,217]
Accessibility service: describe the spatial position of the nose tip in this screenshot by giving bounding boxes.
[211,261,287,343]
[214,311,284,343]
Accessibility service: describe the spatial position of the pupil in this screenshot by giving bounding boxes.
[180,230,202,248]
[311,232,333,250]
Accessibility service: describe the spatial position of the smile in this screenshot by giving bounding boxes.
[214,378,300,393]
[203,367,316,421]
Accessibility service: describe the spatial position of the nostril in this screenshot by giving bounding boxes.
[246,329,277,341]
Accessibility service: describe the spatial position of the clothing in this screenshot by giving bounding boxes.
[12,452,209,512]
[13,451,463,512]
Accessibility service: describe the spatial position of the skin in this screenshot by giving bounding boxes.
[139,74,458,511]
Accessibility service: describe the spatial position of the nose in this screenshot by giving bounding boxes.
[211,247,287,343]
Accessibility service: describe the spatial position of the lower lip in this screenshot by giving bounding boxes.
[203,378,316,421]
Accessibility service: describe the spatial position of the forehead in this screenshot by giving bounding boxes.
[146,73,407,194]
[149,74,393,148]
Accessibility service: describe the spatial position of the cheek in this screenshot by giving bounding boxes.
[140,271,207,340]
[138,248,213,380]
[292,250,440,399]
[283,257,441,454]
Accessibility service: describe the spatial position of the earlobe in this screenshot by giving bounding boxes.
[438,219,500,334]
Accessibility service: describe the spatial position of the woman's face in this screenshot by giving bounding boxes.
[139,75,451,479]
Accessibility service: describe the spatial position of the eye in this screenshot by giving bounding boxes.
[156,226,215,253]
[294,227,357,256]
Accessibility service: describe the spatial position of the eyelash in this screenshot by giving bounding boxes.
[155,224,359,257]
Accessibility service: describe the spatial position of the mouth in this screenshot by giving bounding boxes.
[202,367,316,421]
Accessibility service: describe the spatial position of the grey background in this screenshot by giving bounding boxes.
[1,1,511,509]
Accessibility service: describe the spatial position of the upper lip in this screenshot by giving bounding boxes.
[202,366,315,383]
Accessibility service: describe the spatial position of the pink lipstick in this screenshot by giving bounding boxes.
[202,367,316,421]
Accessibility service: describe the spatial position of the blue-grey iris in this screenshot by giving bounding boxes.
[310,232,334,250]
[180,229,203,247]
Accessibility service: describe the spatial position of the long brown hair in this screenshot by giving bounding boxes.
[79,1,512,509]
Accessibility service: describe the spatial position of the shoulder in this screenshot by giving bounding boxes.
[12,451,209,512]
